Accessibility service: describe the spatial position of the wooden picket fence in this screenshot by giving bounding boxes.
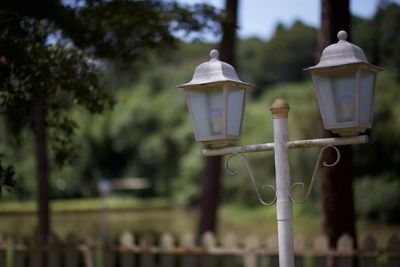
[0,232,399,267]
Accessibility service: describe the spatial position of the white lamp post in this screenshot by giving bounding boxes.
[179,31,381,267]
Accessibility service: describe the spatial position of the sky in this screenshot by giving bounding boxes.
[178,0,400,41]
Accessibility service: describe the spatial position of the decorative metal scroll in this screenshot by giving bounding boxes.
[290,145,341,204]
[225,153,276,206]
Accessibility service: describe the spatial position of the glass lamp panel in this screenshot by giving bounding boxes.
[359,70,376,124]
[332,76,356,123]
[314,75,337,128]
[313,64,358,128]
[226,87,245,136]
[186,86,224,141]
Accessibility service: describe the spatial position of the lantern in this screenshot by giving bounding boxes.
[178,50,253,148]
[306,31,383,136]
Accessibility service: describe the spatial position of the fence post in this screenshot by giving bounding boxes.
[81,235,95,267]
[386,234,400,267]
[180,233,197,267]
[266,234,279,267]
[360,234,378,267]
[0,234,6,266]
[294,235,305,267]
[244,235,260,267]
[336,234,354,267]
[200,231,217,267]
[65,233,80,267]
[102,236,116,267]
[29,231,41,267]
[312,235,329,267]
[160,233,175,267]
[119,231,136,267]
[48,233,61,267]
[13,236,27,267]
[222,232,238,267]
[139,234,155,267]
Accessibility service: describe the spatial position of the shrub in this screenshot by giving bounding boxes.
[355,174,400,223]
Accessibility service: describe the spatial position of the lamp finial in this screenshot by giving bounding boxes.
[270,98,290,119]
[210,49,219,60]
[337,30,348,41]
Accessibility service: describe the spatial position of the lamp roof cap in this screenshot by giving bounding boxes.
[178,49,253,88]
[306,30,382,71]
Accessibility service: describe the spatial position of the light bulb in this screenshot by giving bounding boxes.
[337,94,354,122]
[210,108,223,134]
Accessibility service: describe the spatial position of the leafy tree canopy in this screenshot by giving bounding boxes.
[0,0,220,168]
[353,2,400,80]
[0,155,15,195]
[238,21,317,97]
[2,0,220,62]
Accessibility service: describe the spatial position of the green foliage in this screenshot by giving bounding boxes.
[353,72,400,178]
[0,10,113,167]
[2,0,221,63]
[40,52,201,199]
[61,1,220,64]
[0,0,220,165]
[243,21,317,96]
[353,3,400,80]
[0,0,220,199]
[355,174,400,223]
[0,155,15,194]
[350,71,400,223]
[237,37,266,86]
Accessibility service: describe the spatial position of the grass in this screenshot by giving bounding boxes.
[0,196,168,213]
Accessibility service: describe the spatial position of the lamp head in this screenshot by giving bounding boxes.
[178,50,253,148]
[306,31,383,136]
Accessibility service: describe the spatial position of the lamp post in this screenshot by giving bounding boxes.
[178,31,382,267]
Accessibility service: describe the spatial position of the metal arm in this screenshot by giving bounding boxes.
[289,145,341,204]
[225,153,276,206]
[203,135,367,156]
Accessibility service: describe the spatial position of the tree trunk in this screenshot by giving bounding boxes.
[34,96,50,267]
[318,0,351,56]
[197,156,222,237]
[197,0,238,239]
[318,0,358,252]
[218,0,238,68]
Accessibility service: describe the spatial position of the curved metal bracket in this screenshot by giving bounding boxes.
[225,153,276,206]
[290,145,341,204]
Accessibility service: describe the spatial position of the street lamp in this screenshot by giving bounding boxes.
[178,49,253,148]
[306,30,383,136]
[178,31,381,267]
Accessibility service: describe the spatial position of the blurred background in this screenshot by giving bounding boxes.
[0,0,399,251]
